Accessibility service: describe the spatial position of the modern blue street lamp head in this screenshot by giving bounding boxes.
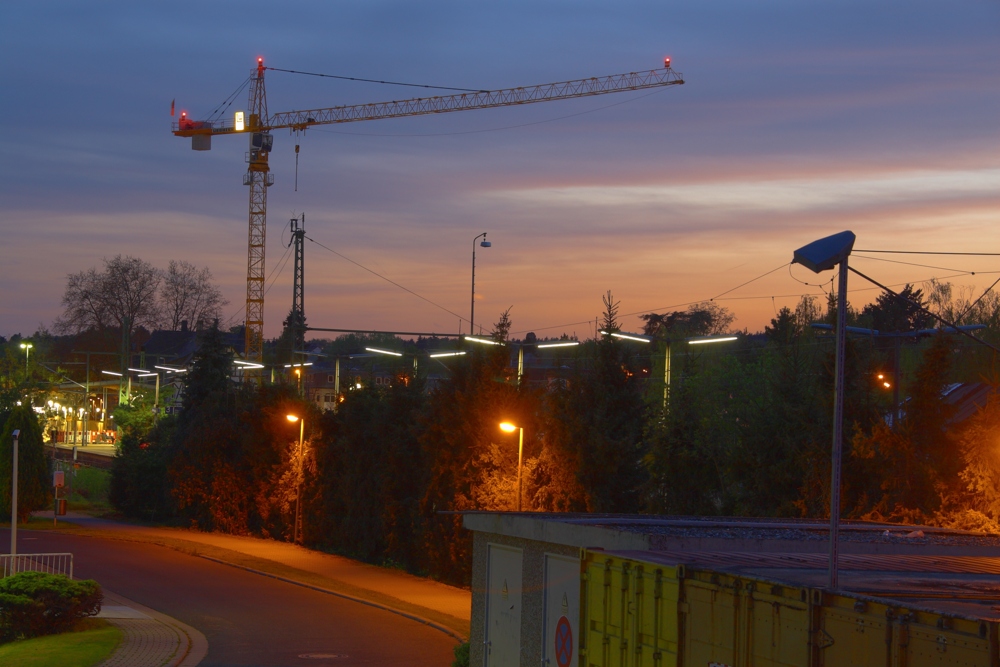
[480,239,491,248]
[792,230,855,274]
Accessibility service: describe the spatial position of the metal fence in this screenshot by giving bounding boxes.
[0,553,74,579]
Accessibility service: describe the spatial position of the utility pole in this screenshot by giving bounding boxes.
[10,430,19,564]
[72,351,117,446]
[119,317,131,404]
[290,214,306,363]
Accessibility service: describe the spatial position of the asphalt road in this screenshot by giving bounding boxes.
[2,529,457,667]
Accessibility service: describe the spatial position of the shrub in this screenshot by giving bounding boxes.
[451,641,469,667]
[0,572,102,642]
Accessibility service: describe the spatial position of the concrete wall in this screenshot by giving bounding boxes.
[469,530,579,667]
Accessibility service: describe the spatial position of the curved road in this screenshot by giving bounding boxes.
[3,529,456,667]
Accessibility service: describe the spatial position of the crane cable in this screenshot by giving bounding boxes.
[267,66,487,93]
[205,76,252,124]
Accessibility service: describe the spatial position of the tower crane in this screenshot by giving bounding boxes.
[173,57,684,365]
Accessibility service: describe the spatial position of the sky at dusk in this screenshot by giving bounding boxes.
[3,1,999,341]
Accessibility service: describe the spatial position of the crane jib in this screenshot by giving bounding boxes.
[172,67,683,136]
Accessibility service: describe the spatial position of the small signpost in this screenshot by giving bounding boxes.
[53,469,66,525]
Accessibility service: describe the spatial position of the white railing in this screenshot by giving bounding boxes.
[0,553,74,579]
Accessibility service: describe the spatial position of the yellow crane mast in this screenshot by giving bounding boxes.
[173,57,684,365]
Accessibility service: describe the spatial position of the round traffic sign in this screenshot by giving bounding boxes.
[554,616,573,667]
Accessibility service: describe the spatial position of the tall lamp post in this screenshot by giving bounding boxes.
[499,422,524,512]
[792,230,855,591]
[19,342,32,373]
[286,414,306,543]
[10,430,19,565]
[599,330,737,411]
[471,232,491,336]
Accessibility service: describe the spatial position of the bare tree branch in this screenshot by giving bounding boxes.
[160,260,227,331]
[55,256,161,335]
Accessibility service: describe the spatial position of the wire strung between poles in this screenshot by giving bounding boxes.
[847,265,1000,355]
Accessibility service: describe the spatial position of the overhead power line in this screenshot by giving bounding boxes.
[709,263,788,301]
[305,235,467,324]
[853,253,977,273]
[848,266,1000,355]
[855,249,1000,256]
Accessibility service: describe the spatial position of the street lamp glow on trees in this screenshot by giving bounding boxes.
[499,421,524,512]
[286,414,306,544]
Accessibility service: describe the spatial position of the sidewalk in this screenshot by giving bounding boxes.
[97,589,207,667]
[58,513,471,637]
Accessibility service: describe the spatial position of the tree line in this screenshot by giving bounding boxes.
[103,282,1000,586]
[57,255,227,337]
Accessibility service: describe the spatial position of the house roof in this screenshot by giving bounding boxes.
[942,382,997,425]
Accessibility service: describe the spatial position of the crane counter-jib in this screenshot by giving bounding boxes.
[172,65,683,137]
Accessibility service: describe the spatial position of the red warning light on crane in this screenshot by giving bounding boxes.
[664,56,671,68]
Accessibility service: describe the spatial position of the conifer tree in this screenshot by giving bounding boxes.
[0,405,50,521]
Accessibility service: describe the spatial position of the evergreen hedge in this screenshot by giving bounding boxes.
[0,572,103,643]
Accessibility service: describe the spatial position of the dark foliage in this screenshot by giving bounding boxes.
[0,405,51,521]
[109,416,178,521]
[182,323,233,411]
[0,572,102,642]
[310,376,428,566]
[860,284,932,333]
[101,290,993,588]
[550,334,647,512]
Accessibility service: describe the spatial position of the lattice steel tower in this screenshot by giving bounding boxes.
[290,214,306,357]
[242,58,273,365]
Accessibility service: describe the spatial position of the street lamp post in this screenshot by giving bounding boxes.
[599,330,736,411]
[286,414,306,543]
[10,430,19,564]
[19,343,32,373]
[471,232,491,336]
[499,422,524,511]
[137,372,160,413]
[792,230,856,591]
[516,340,580,385]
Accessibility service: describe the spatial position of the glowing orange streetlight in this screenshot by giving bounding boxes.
[499,422,524,512]
[286,414,305,543]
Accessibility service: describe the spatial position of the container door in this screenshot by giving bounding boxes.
[485,544,523,667]
[542,554,580,667]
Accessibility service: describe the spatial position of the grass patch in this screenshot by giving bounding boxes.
[62,468,111,513]
[0,618,121,667]
[50,524,470,639]
[0,517,81,531]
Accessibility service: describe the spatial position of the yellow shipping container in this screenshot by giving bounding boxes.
[581,550,1000,667]
[680,569,811,667]
[581,552,681,667]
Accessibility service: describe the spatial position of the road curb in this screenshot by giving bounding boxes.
[197,554,467,643]
[99,589,209,667]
